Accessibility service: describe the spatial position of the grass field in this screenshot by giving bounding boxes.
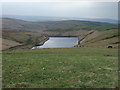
[2,47,118,88]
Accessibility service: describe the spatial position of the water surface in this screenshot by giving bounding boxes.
[32,37,78,49]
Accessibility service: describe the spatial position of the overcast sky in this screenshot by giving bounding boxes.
[2,1,118,20]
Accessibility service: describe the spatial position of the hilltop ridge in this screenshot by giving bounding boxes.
[1,18,117,31]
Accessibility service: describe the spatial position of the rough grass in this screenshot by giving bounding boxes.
[2,39,22,50]
[80,29,119,48]
[2,47,118,88]
[2,30,48,50]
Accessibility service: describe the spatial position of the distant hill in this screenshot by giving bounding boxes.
[2,15,118,23]
[1,18,117,32]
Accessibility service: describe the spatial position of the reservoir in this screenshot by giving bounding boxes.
[32,37,78,49]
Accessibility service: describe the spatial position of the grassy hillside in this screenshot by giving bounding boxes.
[39,30,87,37]
[77,29,119,48]
[2,30,48,51]
[44,23,117,33]
[2,29,119,51]
[1,18,117,32]
[2,47,118,88]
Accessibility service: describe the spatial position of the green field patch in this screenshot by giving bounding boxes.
[2,47,118,88]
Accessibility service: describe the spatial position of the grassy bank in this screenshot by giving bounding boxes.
[2,30,49,51]
[2,47,118,88]
[78,29,119,48]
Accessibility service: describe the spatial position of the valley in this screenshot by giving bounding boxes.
[1,18,119,51]
[1,17,119,88]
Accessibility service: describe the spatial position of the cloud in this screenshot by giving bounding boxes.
[2,2,118,19]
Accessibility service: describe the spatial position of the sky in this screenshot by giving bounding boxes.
[1,1,118,20]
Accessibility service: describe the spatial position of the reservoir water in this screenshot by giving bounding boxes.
[32,37,78,49]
